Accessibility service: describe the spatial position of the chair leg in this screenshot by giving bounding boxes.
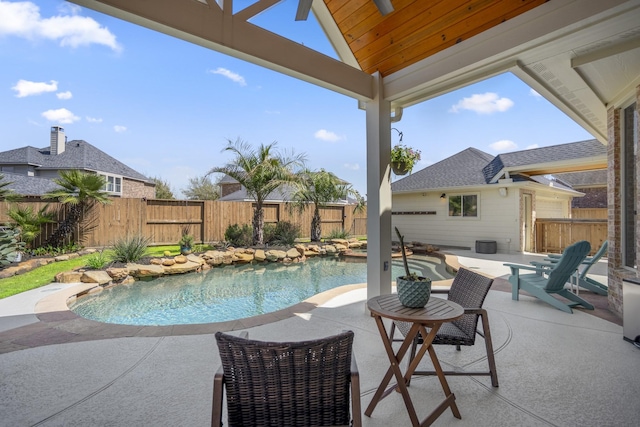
[350,354,362,427]
[480,310,499,387]
[212,367,224,427]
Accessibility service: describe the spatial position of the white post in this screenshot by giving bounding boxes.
[366,72,393,299]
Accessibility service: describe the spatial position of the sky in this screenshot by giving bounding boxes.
[0,0,594,197]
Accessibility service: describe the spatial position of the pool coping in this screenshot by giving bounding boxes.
[0,252,460,354]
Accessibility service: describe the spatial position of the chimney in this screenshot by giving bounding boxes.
[50,126,65,155]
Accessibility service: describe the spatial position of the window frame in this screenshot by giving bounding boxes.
[447,193,479,218]
[622,100,638,270]
[99,173,123,196]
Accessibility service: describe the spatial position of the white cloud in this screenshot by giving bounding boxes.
[0,1,121,52]
[208,67,247,86]
[343,163,360,171]
[529,88,542,98]
[86,116,102,123]
[526,143,539,149]
[41,108,79,124]
[449,92,514,114]
[56,90,72,100]
[314,129,343,142]
[490,139,517,152]
[114,125,127,133]
[12,79,57,97]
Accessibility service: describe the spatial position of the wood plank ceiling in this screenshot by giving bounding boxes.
[326,0,549,76]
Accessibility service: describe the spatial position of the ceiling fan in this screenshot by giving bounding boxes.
[295,0,394,21]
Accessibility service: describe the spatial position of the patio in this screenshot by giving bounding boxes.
[1,249,638,426]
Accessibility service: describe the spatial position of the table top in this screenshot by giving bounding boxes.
[367,294,464,324]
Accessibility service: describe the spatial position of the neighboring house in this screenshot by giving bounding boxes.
[554,170,608,209]
[391,139,607,253]
[0,126,155,198]
[218,174,357,204]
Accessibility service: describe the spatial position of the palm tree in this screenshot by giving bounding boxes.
[0,173,15,201]
[208,139,306,245]
[6,204,56,249]
[42,170,111,247]
[290,169,357,242]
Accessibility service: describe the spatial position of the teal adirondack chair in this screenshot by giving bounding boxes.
[532,240,608,295]
[505,240,594,313]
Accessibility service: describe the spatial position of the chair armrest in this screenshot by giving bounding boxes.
[431,289,450,294]
[462,307,483,315]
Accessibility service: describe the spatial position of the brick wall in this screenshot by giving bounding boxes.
[571,187,607,208]
[608,85,640,317]
[122,179,155,199]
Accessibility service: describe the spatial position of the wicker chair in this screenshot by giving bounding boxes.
[389,267,498,387]
[213,330,361,427]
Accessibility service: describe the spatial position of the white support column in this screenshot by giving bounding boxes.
[366,72,393,299]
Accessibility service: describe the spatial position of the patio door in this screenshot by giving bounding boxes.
[523,194,533,252]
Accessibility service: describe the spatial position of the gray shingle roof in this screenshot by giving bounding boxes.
[391,147,495,192]
[482,139,606,181]
[0,140,150,182]
[554,169,607,187]
[1,172,61,196]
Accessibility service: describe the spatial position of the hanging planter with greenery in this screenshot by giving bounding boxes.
[391,143,421,176]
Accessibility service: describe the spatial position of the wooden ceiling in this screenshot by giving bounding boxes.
[325,0,549,76]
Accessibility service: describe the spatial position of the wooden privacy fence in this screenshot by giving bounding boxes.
[571,208,607,219]
[535,218,607,255]
[0,198,367,248]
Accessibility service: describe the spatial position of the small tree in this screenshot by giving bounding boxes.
[208,139,306,245]
[42,170,111,247]
[182,175,220,200]
[151,177,175,199]
[289,169,357,242]
[6,204,56,249]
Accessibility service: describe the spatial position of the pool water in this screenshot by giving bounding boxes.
[69,255,452,326]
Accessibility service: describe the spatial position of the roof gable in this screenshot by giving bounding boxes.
[392,147,494,192]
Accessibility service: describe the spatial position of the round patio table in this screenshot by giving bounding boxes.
[365,294,464,426]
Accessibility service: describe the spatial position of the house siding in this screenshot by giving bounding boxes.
[392,187,521,253]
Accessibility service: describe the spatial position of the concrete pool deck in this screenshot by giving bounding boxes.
[1,249,638,426]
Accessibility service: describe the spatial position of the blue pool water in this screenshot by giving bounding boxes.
[69,255,452,326]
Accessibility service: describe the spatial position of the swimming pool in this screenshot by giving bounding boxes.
[69,255,453,326]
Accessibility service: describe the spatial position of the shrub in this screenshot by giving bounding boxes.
[0,227,25,266]
[111,234,150,263]
[267,221,301,246]
[224,224,252,247]
[325,228,351,240]
[30,242,82,257]
[86,250,110,269]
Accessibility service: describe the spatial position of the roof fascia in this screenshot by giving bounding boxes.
[70,0,374,101]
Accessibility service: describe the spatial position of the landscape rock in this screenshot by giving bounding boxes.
[162,260,201,275]
[174,255,188,264]
[81,270,112,285]
[162,258,176,266]
[286,248,301,259]
[106,268,129,281]
[254,249,266,262]
[55,271,83,283]
[127,263,164,278]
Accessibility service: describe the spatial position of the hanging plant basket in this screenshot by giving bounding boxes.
[391,161,410,176]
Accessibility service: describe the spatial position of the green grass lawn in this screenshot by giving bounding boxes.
[0,254,93,299]
[0,245,193,300]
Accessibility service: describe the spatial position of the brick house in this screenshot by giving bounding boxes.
[0,126,155,198]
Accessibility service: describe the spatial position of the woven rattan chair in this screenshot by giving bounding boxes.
[213,330,361,427]
[389,267,498,387]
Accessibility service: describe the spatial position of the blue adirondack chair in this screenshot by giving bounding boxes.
[532,241,608,295]
[505,240,594,313]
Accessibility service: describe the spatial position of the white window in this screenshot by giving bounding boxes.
[623,102,637,269]
[100,173,123,195]
[448,194,478,217]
